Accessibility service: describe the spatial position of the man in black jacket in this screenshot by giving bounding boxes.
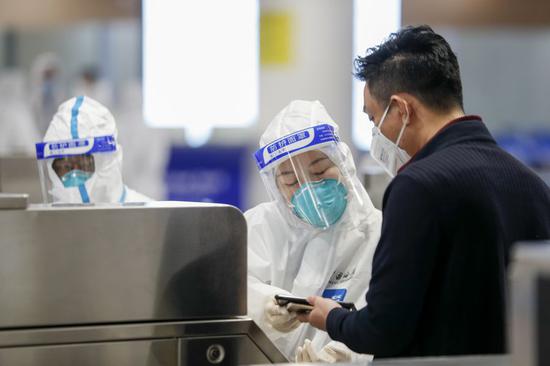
[298,25,550,358]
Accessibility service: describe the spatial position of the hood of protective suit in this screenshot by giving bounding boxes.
[260,100,338,145]
[43,96,125,203]
[257,100,371,230]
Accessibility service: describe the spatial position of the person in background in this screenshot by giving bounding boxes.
[298,25,550,359]
[30,52,65,135]
[0,69,40,156]
[36,95,151,203]
[246,100,381,362]
[71,66,114,109]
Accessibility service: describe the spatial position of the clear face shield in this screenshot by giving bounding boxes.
[35,135,117,204]
[254,124,363,230]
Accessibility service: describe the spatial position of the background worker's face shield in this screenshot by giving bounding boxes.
[35,135,117,204]
[254,124,363,230]
[52,154,95,187]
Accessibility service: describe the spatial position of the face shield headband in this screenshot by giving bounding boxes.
[35,135,117,203]
[254,124,339,172]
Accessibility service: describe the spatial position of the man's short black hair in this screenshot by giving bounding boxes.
[355,25,463,111]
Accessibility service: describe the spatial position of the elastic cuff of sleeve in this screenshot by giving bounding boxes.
[326,307,351,341]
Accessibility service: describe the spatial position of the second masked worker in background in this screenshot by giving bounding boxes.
[35,96,151,204]
[246,100,382,362]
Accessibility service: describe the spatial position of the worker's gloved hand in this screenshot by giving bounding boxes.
[295,339,319,362]
[317,342,353,363]
[265,297,301,333]
[295,340,352,363]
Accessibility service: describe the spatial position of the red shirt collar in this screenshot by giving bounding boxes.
[397,115,482,174]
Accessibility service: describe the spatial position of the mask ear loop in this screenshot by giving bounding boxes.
[395,121,407,146]
[377,100,393,129]
[395,105,409,147]
[378,99,408,147]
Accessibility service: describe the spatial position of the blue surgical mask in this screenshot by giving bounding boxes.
[290,178,348,229]
[61,169,93,188]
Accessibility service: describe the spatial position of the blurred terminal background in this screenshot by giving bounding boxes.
[0,0,549,210]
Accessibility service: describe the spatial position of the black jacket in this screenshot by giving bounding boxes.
[326,116,550,358]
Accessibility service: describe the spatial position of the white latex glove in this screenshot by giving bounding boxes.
[265,297,301,333]
[295,340,352,363]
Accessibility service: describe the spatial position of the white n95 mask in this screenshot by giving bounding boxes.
[370,102,411,177]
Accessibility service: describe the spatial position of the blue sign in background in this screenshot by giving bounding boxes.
[495,130,550,168]
[165,146,247,210]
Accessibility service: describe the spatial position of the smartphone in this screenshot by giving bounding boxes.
[274,294,356,312]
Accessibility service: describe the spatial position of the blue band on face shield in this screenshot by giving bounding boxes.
[35,135,117,160]
[253,124,338,171]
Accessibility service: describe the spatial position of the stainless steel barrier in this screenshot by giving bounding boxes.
[0,156,42,203]
[0,200,287,365]
[510,241,550,366]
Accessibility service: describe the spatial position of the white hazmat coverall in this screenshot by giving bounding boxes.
[246,100,382,362]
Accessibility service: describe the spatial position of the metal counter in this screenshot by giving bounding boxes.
[0,201,246,326]
[0,318,287,365]
[0,156,42,203]
[0,200,287,365]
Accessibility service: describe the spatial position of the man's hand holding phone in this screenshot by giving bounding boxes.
[275,294,356,312]
[274,295,356,332]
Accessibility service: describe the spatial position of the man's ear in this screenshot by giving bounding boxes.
[392,95,413,126]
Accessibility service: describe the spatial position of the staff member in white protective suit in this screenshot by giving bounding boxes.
[247,100,382,362]
[0,69,40,156]
[71,66,114,109]
[35,96,150,203]
[30,52,65,135]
